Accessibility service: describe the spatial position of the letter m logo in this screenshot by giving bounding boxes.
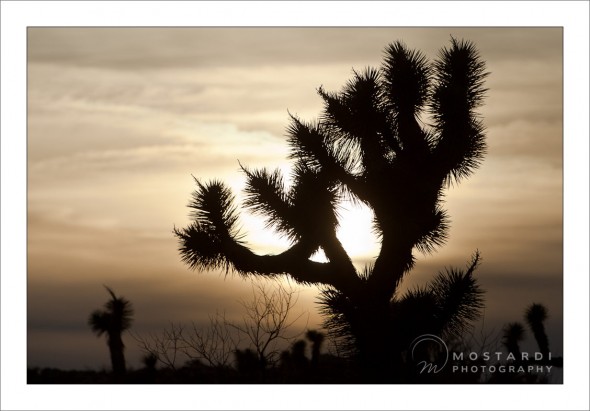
[417,360,443,374]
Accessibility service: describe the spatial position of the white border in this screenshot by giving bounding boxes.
[2,1,588,410]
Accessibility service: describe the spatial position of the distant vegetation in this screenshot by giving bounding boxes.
[29,280,561,383]
[88,286,134,377]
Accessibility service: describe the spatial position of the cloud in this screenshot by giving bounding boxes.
[28,58,357,150]
[29,27,563,166]
[487,120,562,166]
[27,27,562,71]
[27,27,403,71]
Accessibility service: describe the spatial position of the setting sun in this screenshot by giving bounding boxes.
[336,201,379,267]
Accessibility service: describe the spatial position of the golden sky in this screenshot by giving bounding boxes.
[0,1,587,409]
[25,27,566,371]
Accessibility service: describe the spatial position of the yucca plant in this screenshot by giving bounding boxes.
[502,322,526,359]
[525,303,550,358]
[175,38,488,380]
[88,286,134,375]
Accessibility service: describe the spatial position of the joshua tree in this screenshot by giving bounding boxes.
[502,322,526,360]
[525,303,550,359]
[175,38,488,379]
[290,339,308,365]
[306,329,325,369]
[88,286,134,375]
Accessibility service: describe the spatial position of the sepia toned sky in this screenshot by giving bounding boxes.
[25,26,566,370]
[25,27,566,373]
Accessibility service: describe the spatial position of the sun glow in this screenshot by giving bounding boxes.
[241,197,380,269]
[335,201,380,268]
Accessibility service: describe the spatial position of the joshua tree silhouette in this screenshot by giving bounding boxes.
[502,322,526,360]
[306,329,325,369]
[88,286,134,375]
[175,38,488,380]
[525,303,550,359]
[493,302,561,383]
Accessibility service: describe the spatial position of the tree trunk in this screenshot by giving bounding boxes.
[108,333,126,375]
[344,293,403,382]
[531,324,550,360]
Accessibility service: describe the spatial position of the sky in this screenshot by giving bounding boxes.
[24,26,567,373]
[0,2,588,410]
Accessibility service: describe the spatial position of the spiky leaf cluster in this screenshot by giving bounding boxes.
[175,39,488,357]
[322,252,485,349]
[89,286,134,341]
